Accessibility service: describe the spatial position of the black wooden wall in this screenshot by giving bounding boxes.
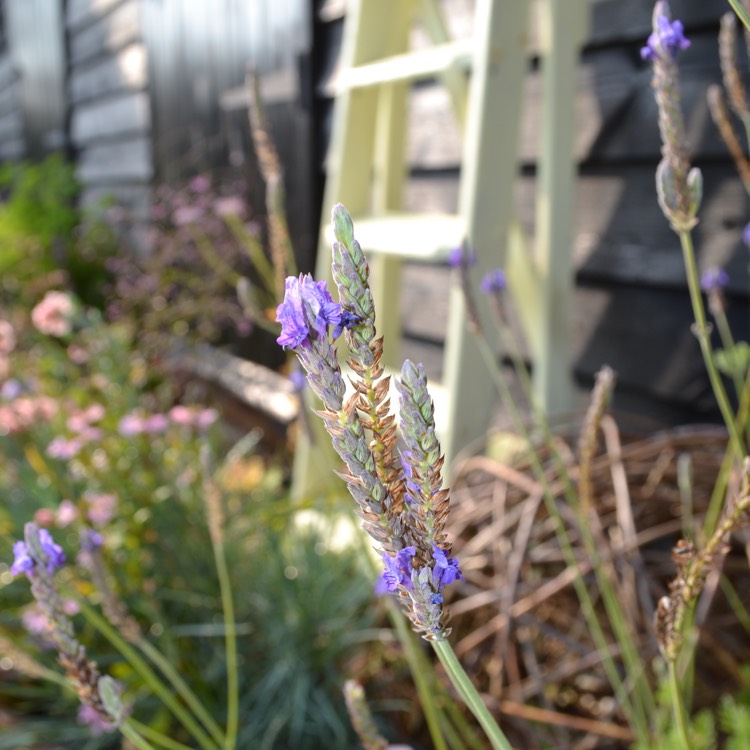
[143,0,317,271]
[313,0,750,428]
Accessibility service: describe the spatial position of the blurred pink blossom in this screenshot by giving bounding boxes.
[85,492,118,526]
[31,291,75,337]
[118,412,145,436]
[213,195,245,218]
[47,436,83,460]
[189,174,211,193]
[56,499,79,527]
[0,319,16,354]
[78,704,117,736]
[143,413,169,433]
[172,205,204,226]
[168,405,193,425]
[195,408,218,429]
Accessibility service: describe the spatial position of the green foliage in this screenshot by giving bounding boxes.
[0,153,117,311]
[0,293,381,748]
[0,152,79,269]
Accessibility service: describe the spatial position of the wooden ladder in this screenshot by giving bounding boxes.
[293,0,588,499]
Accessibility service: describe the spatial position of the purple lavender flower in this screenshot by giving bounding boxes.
[11,528,66,577]
[480,268,507,294]
[380,546,416,592]
[448,244,477,269]
[641,11,691,61]
[743,223,750,247]
[700,267,730,292]
[276,274,347,349]
[10,541,34,576]
[431,545,463,591]
[288,370,307,393]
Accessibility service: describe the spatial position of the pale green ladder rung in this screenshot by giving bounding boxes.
[333,39,473,92]
[324,212,464,262]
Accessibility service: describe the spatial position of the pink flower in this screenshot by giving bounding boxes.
[78,704,117,736]
[168,405,194,425]
[56,499,79,527]
[0,319,16,354]
[213,196,245,218]
[85,492,118,526]
[118,412,146,436]
[189,174,211,194]
[172,205,203,226]
[31,291,75,337]
[47,436,83,460]
[195,408,218,429]
[143,413,169,433]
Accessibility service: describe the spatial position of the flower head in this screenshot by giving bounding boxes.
[480,268,507,294]
[641,9,690,61]
[700,267,730,292]
[431,545,463,591]
[379,546,416,593]
[448,244,477,269]
[11,527,66,577]
[31,291,76,337]
[276,274,347,349]
[0,319,16,354]
[11,541,34,576]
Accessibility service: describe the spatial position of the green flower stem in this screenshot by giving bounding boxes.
[729,0,750,31]
[127,718,197,750]
[138,638,226,748]
[679,229,745,459]
[709,296,745,399]
[209,528,239,750]
[76,600,221,750]
[121,719,158,750]
[668,660,692,749]
[432,639,513,750]
[470,332,649,739]
[494,320,655,728]
[386,597,450,750]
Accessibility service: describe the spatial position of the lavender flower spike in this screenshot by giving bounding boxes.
[11,523,120,730]
[644,1,701,232]
[276,274,348,410]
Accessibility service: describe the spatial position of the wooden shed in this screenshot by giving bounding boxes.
[0,0,746,430]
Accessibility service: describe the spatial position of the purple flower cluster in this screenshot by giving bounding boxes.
[700,267,730,292]
[480,268,507,294]
[11,528,66,577]
[276,274,357,349]
[641,11,691,61]
[379,544,462,598]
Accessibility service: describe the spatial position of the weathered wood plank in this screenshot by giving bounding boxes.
[71,91,150,145]
[404,160,750,293]
[70,43,147,103]
[0,110,23,140]
[76,136,153,183]
[69,2,141,66]
[398,262,747,421]
[67,0,128,31]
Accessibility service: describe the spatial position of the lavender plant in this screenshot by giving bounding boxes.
[276,204,512,749]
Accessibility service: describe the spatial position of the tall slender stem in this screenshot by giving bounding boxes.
[679,229,745,459]
[432,639,514,750]
[121,719,158,750]
[76,600,220,750]
[728,0,750,32]
[668,660,692,749]
[211,530,239,749]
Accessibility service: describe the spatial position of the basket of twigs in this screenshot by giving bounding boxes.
[445,382,747,749]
